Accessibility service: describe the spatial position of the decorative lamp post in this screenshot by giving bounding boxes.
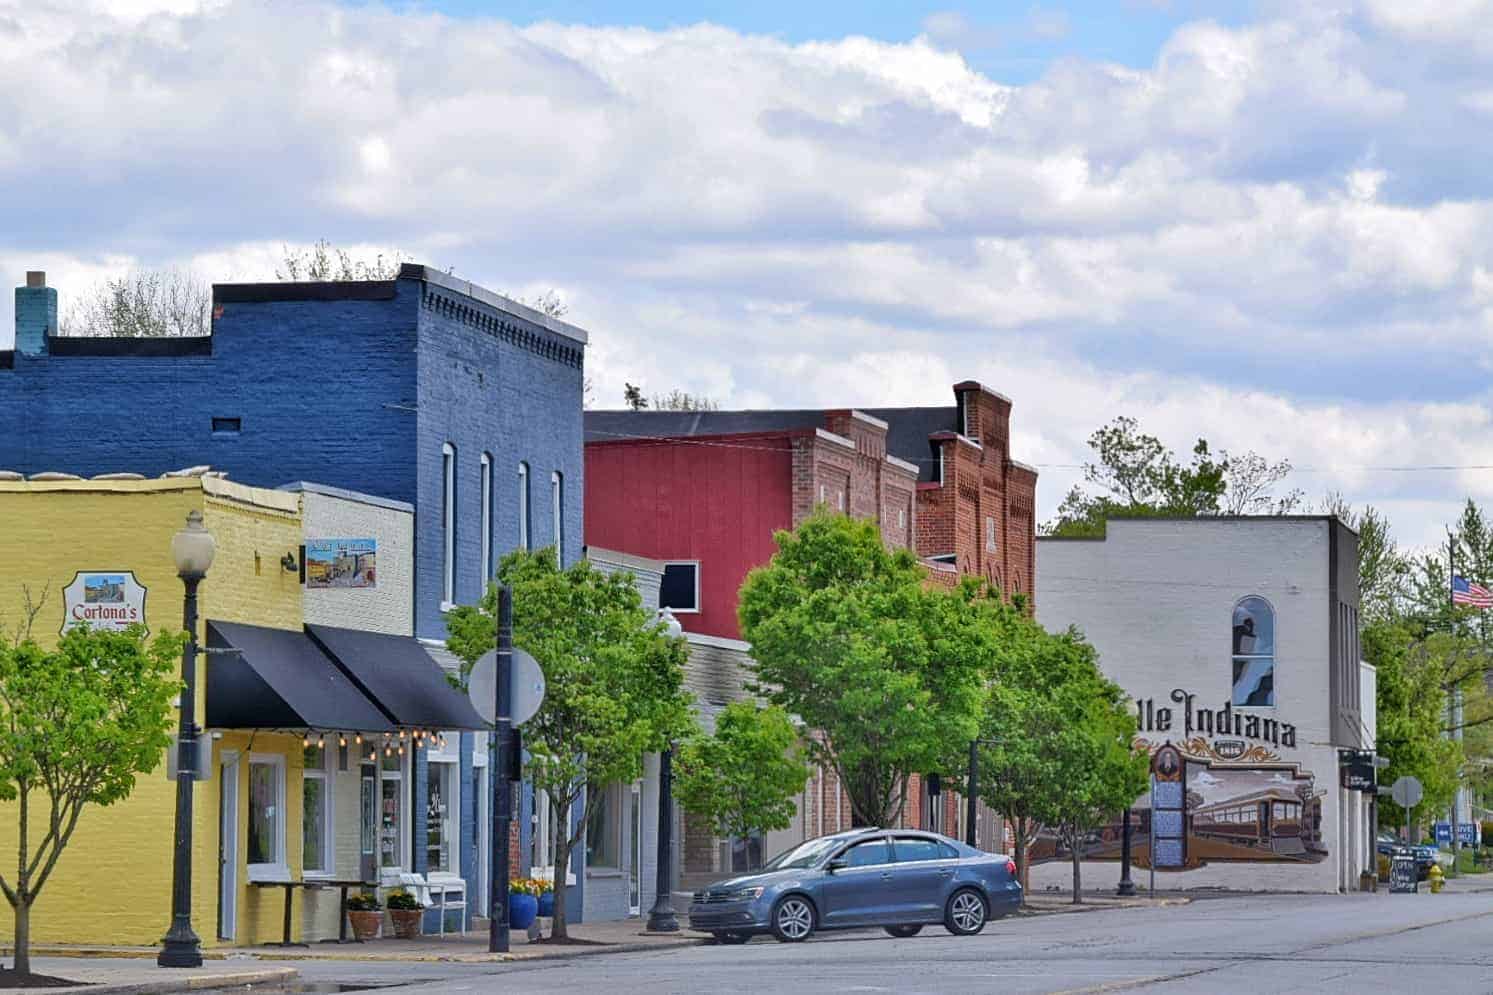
[159,510,215,968]
[647,607,684,933]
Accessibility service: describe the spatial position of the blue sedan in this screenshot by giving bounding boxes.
[687,828,1022,944]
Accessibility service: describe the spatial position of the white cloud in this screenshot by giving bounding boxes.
[2,1,1493,551]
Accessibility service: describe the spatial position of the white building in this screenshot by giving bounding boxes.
[1034,517,1376,894]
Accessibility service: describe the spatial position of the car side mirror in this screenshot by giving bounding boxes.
[825,858,848,873]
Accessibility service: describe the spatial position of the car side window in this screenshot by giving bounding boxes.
[938,842,960,859]
[843,839,892,867]
[894,837,943,862]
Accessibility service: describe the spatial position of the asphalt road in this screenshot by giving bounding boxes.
[150,890,1493,995]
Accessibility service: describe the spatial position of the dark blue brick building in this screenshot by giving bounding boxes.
[1,264,589,921]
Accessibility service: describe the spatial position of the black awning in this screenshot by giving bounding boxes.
[206,621,396,732]
[305,624,487,731]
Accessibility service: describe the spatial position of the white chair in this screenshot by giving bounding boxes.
[429,876,468,936]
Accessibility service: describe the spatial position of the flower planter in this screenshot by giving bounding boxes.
[389,907,423,939]
[347,909,382,941]
[510,893,538,930]
[537,892,554,917]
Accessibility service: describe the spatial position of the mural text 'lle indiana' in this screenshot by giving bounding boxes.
[1132,688,1297,750]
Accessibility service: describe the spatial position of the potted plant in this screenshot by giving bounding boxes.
[533,877,555,918]
[346,891,383,941]
[386,888,423,939]
[508,879,540,931]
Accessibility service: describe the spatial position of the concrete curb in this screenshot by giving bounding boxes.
[1019,897,1192,916]
[243,936,707,964]
[0,967,298,995]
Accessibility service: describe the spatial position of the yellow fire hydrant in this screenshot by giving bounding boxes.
[1430,864,1445,893]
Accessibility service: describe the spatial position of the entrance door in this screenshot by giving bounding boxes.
[219,753,239,941]
[474,765,489,919]
[628,782,641,915]
[360,763,377,883]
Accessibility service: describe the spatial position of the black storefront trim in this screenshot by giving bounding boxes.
[213,281,398,303]
[47,335,213,357]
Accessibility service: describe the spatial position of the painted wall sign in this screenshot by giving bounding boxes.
[1132,687,1298,749]
[61,571,147,634]
[305,539,378,589]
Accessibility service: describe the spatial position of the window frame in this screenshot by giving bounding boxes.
[480,451,493,585]
[835,835,894,869]
[425,757,459,876]
[985,516,997,552]
[1231,595,1277,708]
[378,748,409,879]
[441,442,457,611]
[659,561,701,614]
[518,462,530,552]
[247,753,289,883]
[551,470,564,568]
[585,783,620,870]
[301,745,334,878]
[892,835,948,863]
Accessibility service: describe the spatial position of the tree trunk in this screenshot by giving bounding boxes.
[1011,817,1031,902]
[550,840,572,940]
[1070,823,1082,905]
[13,900,29,976]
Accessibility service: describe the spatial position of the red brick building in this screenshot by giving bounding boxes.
[583,382,1037,873]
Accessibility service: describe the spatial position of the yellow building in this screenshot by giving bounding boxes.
[0,472,481,949]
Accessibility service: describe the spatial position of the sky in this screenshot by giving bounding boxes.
[4,0,1493,553]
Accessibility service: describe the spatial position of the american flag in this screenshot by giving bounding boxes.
[1453,576,1493,608]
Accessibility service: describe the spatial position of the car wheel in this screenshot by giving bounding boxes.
[883,924,923,938]
[944,888,988,936]
[771,895,816,943]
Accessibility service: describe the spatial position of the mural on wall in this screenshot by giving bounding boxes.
[305,538,378,589]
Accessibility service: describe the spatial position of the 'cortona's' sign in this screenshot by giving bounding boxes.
[1133,688,1297,750]
[61,571,148,635]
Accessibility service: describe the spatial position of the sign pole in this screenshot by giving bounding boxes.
[489,585,514,954]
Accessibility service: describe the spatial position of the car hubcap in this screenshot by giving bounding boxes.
[952,893,984,931]
[778,899,812,939]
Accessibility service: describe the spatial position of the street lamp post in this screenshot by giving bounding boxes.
[647,608,684,933]
[159,510,215,969]
[965,739,978,847]
[1116,808,1136,897]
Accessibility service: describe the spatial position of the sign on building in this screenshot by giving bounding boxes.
[61,571,147,634]
[305,538,378,589]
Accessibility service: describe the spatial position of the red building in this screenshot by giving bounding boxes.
[583,383,1037,869]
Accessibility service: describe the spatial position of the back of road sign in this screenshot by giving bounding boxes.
[1391,776,1423,809]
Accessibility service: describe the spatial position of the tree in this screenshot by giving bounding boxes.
[1044,417,1300,536]
[1319,495,1410,625]
[738,513,995,827]
[276,240,406,281]
[675,702,809,843]
[0,623,181,974]
[623,383,648,411]
[652,389,719,412]
[1366,622,1460,835]
[59,269,210,338]
[445,549,693,939]
[1037,677,1148,903]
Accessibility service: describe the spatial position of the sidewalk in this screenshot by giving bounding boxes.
[0,962,295,995]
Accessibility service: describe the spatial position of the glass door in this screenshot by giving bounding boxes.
[628,782,641,915]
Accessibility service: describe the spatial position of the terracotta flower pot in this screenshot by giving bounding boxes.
[348,909,382,941]
[389,907,423,939]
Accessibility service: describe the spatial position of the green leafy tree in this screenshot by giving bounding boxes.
[622,383,649,411]
[1319,495,1410,625]
[675,702,810,842]
[1366,622,1460,835]
[1045,417,1299,536]
[60,269,210,338]
[276,239,407,281]
[445,549,693,939]
[739,513,996,827]
[0,623,181,974]
[1037,678,1148,904]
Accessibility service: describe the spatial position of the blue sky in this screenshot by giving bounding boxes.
[406,0,1254,82]
[6,0,1493,551]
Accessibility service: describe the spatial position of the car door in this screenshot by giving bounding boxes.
[890,836,955,921]
[818,836,894,927]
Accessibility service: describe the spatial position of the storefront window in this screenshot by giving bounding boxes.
[248,755,286,878]
[1232,595,1276,706]
[585,785,617,868]
[380,750,403,870]
[303,745,331,875]
[729,832,764,873]
[426,761,456,873]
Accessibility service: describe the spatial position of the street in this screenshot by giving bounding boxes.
[171,889,1493,995]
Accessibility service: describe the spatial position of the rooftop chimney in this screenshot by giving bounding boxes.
[15,271,56,356]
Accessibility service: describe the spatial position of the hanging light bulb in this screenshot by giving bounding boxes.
[397,744,405,757]
[354,733,362,746]
[318,733,325,749]
[303,732,311,748]
[399,729,406,741]
[385,744,393,757]
[339,733,347,748]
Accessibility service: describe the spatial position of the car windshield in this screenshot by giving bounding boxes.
[762,837,845,870]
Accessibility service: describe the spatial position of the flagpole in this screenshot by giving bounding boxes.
[1448,529,1461,858]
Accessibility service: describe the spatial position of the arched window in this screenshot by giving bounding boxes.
[480,452,493,583]
[517,462,530,552]
[441,443,456,609]
[1232,596,1275,706]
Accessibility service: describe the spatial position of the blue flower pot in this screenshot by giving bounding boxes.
[537,892,554,917]
[510,892,538,930]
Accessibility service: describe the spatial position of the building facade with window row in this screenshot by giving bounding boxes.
[1034,517,1376,894]
[1,268,593,921]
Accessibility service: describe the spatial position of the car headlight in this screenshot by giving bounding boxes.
[728,886,766,901]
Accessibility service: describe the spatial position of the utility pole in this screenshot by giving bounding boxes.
[965,739,978,848]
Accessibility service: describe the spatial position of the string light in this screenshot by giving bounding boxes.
[303,733,311,748]
[355,733,362,746]
[399,729,406,741]
[339,733,347,748]
[318,733,325,749]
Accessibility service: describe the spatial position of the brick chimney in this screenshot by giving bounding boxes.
[15,271,55,356]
